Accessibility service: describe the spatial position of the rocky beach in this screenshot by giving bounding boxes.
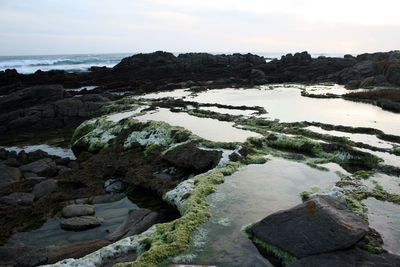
[1,51,400,266]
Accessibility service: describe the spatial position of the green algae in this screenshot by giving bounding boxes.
[115,162,239,267]
[244,231,297,267]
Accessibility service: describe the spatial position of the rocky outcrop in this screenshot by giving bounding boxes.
[0,86,111,136]
[0,192,34,206]
[163,142,222,172]
[60,216,104,230]
[246,195,369,258]
[106,208,165,241]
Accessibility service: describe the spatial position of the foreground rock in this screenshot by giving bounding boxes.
[0,163,21,188]
[290,248,400,267]
[163,142,222,172]
[60,216,104,230]
[107,208,165,241]
[246,195,369,258]
[32,179,59,200]
[62,204,95,218]
[20,158,57,177]
[0,192,34,206]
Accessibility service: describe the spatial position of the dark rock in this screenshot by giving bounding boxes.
[246,195,368,258]
[229,152,242,162]
[46,239,112,264]
[163,142,222,172]
[60,216,104,230]
[62,204,95,218]
[106,208,165,241]
[0,192,35,206]
[0,244,48,267]
[27,149,50,162]
[91,193,126,204]
[0,163,22,188]
[3,157,20,167]
[286,153,306,160]
[0,84,64,113]
[32,179,58,200]
[290,248,400,267]
[104,178,125,193]
[20,158,57,177]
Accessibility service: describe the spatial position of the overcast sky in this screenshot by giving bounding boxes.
[0,0,399,56]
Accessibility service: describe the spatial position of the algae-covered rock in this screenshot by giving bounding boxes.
[246,195,369,258]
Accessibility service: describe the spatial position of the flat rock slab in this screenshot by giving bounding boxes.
[60,216,104,230]
[32,179,58,200]
[289,248,400,267]
[0,192,35,206]
[107,208,165,241]
[62,204,95,218]
[246,195,369,258]
[20,158,57,177]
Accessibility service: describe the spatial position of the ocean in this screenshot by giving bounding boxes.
[0,52,345,74]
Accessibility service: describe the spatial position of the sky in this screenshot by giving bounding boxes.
[0,0,399,56]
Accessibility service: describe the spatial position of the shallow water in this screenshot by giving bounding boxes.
[357,148,400,168]
[168,158,339,266]
[363,173,400,195]
[188,87,400,136]
[65,86,98,92]
[306,126,395,150]
[199,106,257,116]
[1,144,76,160]
[364,198,400,255]
[7,197,137,247]
[106,106,148,122]
[136,108,261,142]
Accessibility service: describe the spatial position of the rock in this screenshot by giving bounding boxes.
[62,204,95,218]
[0,244,48,266]
[27,149,50,162]
[0,84,64,113]
[246,195,368,258]
[163,142,222,172]
[20,158,57,177]
[60,216,104,230]
[104,178,125,193]
[0,192,35,206]
[32,179,58,200]
[290,248,400,267]
[92,193,126,204]
[0,163,21,188]
[106,208,165,241]
[3,157,20,167]
[46,239,112,264]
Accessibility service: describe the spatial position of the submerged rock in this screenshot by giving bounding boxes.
[104,178,125,193]
[62,204,95,218]
[106,208,165,241]
[163,142,222,172]
[290,248,400,267]
[60,216,104,230]
[246,195,369,258]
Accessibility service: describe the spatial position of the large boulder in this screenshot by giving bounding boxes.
[106,208,165,241]
[0,163,21,188]
[246,195,368,258]
[163,142,222,172]
[60,216,104,230]
[62,204,95,218]
[290,248,400,267]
